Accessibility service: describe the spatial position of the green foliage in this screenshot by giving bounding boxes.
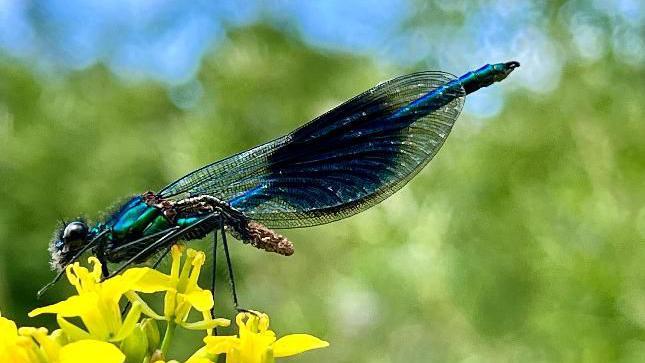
[1,23,644,363]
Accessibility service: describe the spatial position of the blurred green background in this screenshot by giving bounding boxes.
[0,1,644,362]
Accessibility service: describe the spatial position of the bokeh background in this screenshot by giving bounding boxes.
[0,1,644,362]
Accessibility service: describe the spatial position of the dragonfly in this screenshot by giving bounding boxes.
[40,61,519,306]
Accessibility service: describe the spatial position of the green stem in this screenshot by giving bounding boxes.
[160,320,177,357]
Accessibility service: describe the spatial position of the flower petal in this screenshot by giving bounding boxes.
[125,292,165,321]
[0,315,18,338]
[20,327,61,360]
[203,336,239,355]
[120,267,174,293]
[180,318,231,331]
[111,302,142,342]
[100,276,132,301]
[272,334,329,357]
[180,289,213,312]
[185,358,213,363]
[28,294,95,318]
[56,316,92,341]
[59,340,125,363]
[185,346,216,363]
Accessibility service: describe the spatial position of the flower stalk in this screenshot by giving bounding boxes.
[160,320,176,357]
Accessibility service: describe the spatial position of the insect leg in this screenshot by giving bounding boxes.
[110,229,180,255]
[211,228,218,317]
[106,226,181,279]
[220,222,241,310]
[152,246,171,268]
[37,229,109,299]
[106,212,220,279]
[96,235,110,278]
[121,247,171,315]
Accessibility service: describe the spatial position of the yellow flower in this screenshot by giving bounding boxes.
[27,246,230,361]
[128,246,230,332]
[197,312,329,363]
[5,246,328,363]
[1,312,124,363]
[0,313,32,363]
[165,246,225,329]
[29,257,167,342]
[58,340,125,363]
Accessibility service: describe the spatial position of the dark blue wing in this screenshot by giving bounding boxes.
[159,71,465,228]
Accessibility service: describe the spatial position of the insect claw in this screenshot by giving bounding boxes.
[37,281,54,299]
[235,307,258,316]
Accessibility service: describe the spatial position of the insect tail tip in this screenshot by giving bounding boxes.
[246,221,295,256]
[506,61,520,69]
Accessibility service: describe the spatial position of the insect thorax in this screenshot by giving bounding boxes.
[145,192,294,256]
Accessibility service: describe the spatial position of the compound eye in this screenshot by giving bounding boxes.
[63,222,88,241]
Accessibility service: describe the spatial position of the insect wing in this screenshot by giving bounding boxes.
[159,71,465,228]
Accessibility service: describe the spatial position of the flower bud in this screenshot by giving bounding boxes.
[150,349,164,362]
[141,318,160,354]
[119,324,148,363]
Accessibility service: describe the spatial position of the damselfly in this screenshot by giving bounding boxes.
[40,61,519,306]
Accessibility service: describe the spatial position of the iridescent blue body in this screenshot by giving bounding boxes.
[49,61,519,276]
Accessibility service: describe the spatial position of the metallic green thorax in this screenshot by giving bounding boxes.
[111,198,164,239]
[91,195,210,262]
